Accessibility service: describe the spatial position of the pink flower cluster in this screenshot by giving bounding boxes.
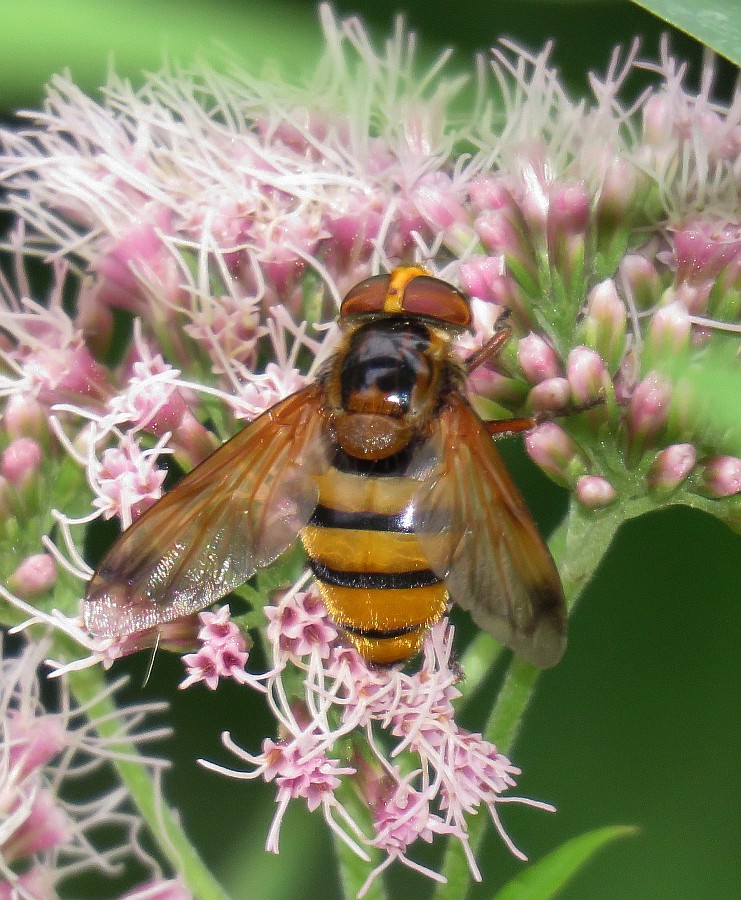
[180,606,258,691]
[0,4,738,895]
[0,12,735,625]
[0,642,181,899]
[201,591,551,892]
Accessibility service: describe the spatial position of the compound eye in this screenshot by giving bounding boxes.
[340,275,391,318]
[402,275,472,328]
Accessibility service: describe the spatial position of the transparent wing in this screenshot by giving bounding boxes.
[413,394,566,668]
[84,384,329,637]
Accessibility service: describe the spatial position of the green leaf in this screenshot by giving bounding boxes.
[630,0,741,67]
[0,0,324,107]
[67,661,232,900]
[657,340,741,458]
[492,825,636,900]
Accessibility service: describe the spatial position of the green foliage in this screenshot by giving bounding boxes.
[631,0,741,67]
[493,826,637,900]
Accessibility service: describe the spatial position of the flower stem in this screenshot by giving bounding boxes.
[434,497,622,899]
[333,779,388,900]
[335,834,387,900]
[67,663,231,900]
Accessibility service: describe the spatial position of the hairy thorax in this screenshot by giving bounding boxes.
[323,318,458,460]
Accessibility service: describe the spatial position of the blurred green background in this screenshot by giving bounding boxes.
[4,1,740,898]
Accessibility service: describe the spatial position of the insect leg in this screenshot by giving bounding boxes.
[464,310,512,373]
[484,394,606,438]
[485,415,543,438]
[464,327,512,373]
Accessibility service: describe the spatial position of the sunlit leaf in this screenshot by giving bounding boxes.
[492,825,636,900]
[658,341,741,458]
[630,0,741,67]
[0,0,323,105]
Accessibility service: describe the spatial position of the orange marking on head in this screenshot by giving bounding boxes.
[383,266,429,314]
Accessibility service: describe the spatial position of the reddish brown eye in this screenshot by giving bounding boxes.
[340,275,391,319]
[402,275,472,328]
[339,268,472,328]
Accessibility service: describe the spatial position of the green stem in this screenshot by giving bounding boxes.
[333,781,388,900]
[457,632,504,705]
[67,664,231,900]
[434,497,623,900]
[485,658,541,753]
[335,833,387,900]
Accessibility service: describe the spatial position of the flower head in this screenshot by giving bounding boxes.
[0,5,739,895]
[0,641,171,897]
[201,604,551,892]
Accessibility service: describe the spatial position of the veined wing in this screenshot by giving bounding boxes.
[413,394,566,668]
[85,384,329,637]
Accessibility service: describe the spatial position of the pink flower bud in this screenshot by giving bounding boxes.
[613,350,639,404]
[567,347,609,407]
[596,158,639,227]
[459,255,504,301]
[575,475,617,508]
[413,172,470,233]
[518,334,561,383]
[474,209,536,291]
[517,159,549,236]
[467,368,528,407]
[390,195,427,255]
[673,220,741,286]
[459,257,528,325]
[621,254,661,309]
[525,422,585,487]
[8,553,57,598]
[56,344,111,404]
[582,279,627,371]
[326,191,383,256]
[647,443,697,494]
[645,302,692,364]
[3,395,47,442]
[2,790,69,862]
[6,714,66,779]
[254,217,319,294]
[642,94,673,146]
[661,281,710,316]
[626,372,672,463]
[94,208,176,313]
[701,455,741,498]
[475,209,522,256]
[547,181,589,283]
[528,377,572,413]
[1,438,42,488]
[548,181,589,237]
[468,176,513,214]
[172,412,219,468]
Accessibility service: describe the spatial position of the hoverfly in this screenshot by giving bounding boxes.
[85,266,566,667]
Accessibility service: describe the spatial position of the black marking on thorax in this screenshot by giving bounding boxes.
[330,443,419,476]
[339,318,433,413]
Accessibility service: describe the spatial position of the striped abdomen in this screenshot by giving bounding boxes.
[300,451,448,665]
